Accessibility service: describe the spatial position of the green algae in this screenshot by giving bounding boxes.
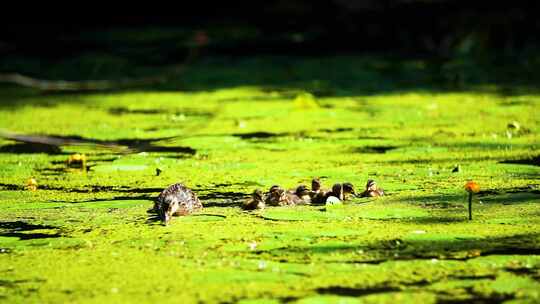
[0,53,539,303]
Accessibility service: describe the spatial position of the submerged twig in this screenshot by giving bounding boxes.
[0,129,181,153]
[0,72,173,91]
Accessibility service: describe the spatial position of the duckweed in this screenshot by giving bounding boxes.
[0,54,539,303]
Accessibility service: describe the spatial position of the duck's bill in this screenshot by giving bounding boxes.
[163,213,172,224]
[158,210,171,225]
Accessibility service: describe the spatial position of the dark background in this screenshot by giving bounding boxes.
[2,0,539,58]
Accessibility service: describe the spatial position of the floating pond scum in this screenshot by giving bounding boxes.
[0,54,539,303]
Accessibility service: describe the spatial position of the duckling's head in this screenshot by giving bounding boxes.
[268,185,286,201]
[269,185,282,193]
[249,189,265,209]
[252,189,264,201]
[366,179,377,191]
[311,178,321,191]
[331,183,344,200]
[295,184,310,197]
[342,182,356,197]
[158,197,180,225]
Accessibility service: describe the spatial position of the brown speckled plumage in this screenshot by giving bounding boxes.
[154,183,202,224]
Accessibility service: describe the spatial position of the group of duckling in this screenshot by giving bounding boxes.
[150,178,384,225]
[243,178,384,210]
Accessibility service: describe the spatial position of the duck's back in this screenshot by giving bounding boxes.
[157,183,203,215]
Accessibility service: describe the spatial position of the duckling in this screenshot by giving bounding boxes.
[342,182,356,200]
[311,178,322,194]
[265,185,289,206]
[310,178,329,204]
[360,179,384,197]
[296,184,312,204]
[286,184,311,205]
[153,183,203,225]
[243,189,265,210]
[325,183,344,202]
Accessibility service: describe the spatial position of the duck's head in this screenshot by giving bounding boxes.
[311,178,321,191]
[331,183,344,200]
[342,182,356,197]
[158,197,180,225]
[295,184,310,197]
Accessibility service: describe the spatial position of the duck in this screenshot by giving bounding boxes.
[153,183,203,225]
[285,184,311,205]
[265,185,289,206]
[243,189,265,210]
[360,179,384,197]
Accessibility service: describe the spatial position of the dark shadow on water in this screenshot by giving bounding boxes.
[209,181,265,188]
[0,221,57,230]
[232,127,361,141]
[353,145,399,154]
[108,106,213,118]
[50,157,119,165]
[504,267,539,277]
[0,133,196,155]
[192,213,227,219]
[0,221,62,240]
[0,143,65,154]
[232,131,282,140]
[144,211,225,225]
[0,183,25,191]
[410,187,539,208]
[313,274,512,303]
[72,195,154,203]
[317,286,400,297]
[319,127,354,133]
[500,155,540,167]
[109,107,166,115]
[436,289,514,304]
[255,232,540,264]
[0,232,62,240]
[0,278,46,288]
[0,183,164,194]
[198,190,248,208]
[39,156,121,175]
[122,187,164,194]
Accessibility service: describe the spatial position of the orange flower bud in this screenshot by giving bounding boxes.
[464,181,480,193]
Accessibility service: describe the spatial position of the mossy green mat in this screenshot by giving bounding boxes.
[0,54,539,303]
